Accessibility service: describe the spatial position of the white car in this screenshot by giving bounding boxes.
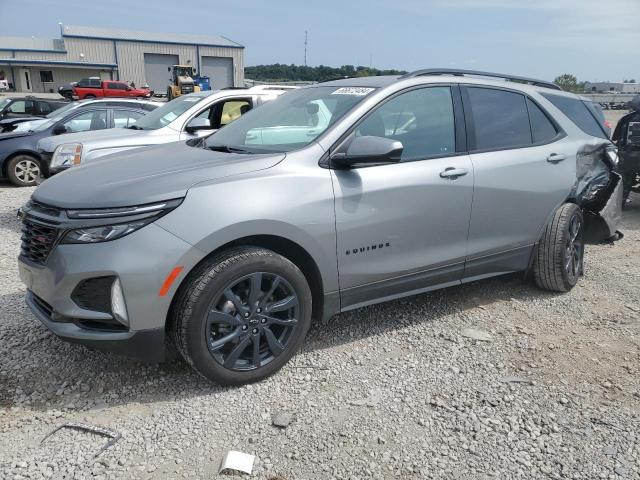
[38,86,295,174]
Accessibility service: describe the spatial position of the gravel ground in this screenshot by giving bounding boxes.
[0,184,639,480]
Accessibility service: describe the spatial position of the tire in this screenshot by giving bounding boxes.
[166,88,173,101]
[533,203,584,292]
[84,94,96,99]
[170,247,312,385]
[6,154,41,187]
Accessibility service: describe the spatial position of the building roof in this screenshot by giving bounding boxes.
[62,25,243,48]
[0,36,65,52]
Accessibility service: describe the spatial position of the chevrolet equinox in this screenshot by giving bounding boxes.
[19,69,623,385]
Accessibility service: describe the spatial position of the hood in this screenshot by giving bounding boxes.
[32,141,285,209]
[0,116,41,126]
[0,130,32,141]
[628,95,640,113]
[37,127,145,153]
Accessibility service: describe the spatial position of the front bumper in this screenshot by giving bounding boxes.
[18,220,202,362]
[26,290,166,362]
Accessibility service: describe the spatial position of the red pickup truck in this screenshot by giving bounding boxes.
[72,80,151,100]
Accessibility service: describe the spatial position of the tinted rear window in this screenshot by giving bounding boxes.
[541,93,607,139]
[527,99,558,143]
[467,87,531,150]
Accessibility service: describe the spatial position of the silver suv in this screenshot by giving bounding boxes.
[18,69,623,385]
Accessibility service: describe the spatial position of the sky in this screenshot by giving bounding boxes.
[0,0,638,82]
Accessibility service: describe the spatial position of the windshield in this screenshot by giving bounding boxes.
[204,86,376,153]
[175,67,194,77]
[0,98,11,111]
[45,102,77,118]
[130,95,203,130]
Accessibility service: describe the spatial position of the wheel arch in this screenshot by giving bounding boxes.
[167,234,328,332]
[1,150,42,176]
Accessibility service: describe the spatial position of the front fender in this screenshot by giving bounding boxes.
[155,157,339,293]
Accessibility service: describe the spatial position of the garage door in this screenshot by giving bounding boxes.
[144,53,179,93]
[201,57,234,90]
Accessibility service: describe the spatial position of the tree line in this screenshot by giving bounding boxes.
[244,64,407,83]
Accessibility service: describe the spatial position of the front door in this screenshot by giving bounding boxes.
[332,86,474,309]
[19,68,32,92]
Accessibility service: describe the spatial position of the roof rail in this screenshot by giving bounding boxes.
[399,68,562,91]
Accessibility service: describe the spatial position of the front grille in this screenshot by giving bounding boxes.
[181,85,194,94]
[71,276,115,314]
[21,218,60,265]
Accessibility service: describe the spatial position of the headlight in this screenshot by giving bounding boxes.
[51,143,82,169]
[61,199,183,244]
[62,220,152,244]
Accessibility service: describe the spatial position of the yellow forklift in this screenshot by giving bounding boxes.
[166,65,201,100]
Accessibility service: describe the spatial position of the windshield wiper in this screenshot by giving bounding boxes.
[206,143,254,154]
[127,125,143,130]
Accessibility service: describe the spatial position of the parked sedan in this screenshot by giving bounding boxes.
[1,98,157,133]
[0,100,157,187]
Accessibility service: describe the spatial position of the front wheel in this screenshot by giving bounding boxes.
[170,247,312,385]
[6,154,41,187]
[533,203,584,292]
[83,94,96,99]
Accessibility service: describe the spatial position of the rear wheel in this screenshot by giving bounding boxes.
[533,203,584,292]
[6,154,41,187]
[166,88,173,101]
[170,247,312,385]
[84,94,96,99]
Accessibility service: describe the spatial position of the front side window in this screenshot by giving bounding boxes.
[204,86,376,153]
[541,93,608,140]
[61,109,107,133]
[7,100,35,115]
[220,100,252,127]
[527,99,558,143]
[467,87,531,150]
[132,95,204,130]
[355,87,455,161]
[114,109,144,128]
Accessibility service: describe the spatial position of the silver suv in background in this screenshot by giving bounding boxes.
[37,86,294,175]
[19,69,622,385]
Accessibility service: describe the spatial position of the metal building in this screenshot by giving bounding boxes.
[0,25,244,93]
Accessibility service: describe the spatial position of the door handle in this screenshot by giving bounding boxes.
[439,167,469,179]
[547,153,567,163]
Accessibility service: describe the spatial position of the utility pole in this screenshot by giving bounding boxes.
[304,31,308,66]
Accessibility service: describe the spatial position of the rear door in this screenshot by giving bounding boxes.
[332,85,474,309]
[461,86,576,280]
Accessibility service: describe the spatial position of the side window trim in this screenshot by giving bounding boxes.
[524,96,566,147]
[461,85,566,154]
[326,84,467,168]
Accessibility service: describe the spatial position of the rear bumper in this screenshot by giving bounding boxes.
[26,290,166,362]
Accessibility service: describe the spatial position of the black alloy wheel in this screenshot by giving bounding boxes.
[206,272,300,371]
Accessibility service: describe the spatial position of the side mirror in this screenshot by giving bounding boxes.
[167,67,171,72]
[185,117,211,133]
[52,125,67,135]
[331,136,403,169]
[126,86,132,91]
